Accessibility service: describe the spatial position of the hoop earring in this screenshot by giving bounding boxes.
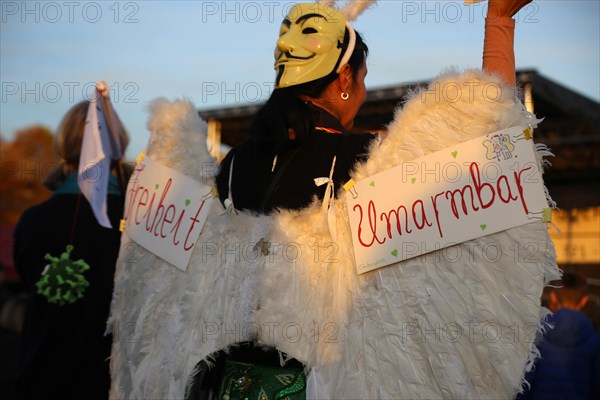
[341,92,349,100]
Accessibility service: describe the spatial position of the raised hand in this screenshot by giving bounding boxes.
[487,0,533,18]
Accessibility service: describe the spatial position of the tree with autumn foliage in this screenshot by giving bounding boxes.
[0,126,60,225]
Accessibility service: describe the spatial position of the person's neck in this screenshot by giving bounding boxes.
[301,96,350,130]
[310,100,340,120]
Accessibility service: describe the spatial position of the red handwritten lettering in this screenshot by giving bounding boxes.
[497,175,518,204]
[135,188,149,225]
[470,162,495,209]
[184,198,209,251]
[160,205,176,239]
[124,164,144,221]
[353,199,437,248]
[125,165,210,253]
[352,161,537,248]
[151,178,172,236]
[445,185,478,218]
[143,191,158,232]
[169,209,185,246]
[514,166,532,214]
[380,205,411,238]
[354,201,386,247]
[412,200,432,230]
[430,191,445,238]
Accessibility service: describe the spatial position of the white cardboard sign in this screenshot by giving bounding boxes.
[123,156,214,271]
[346,126,549,274]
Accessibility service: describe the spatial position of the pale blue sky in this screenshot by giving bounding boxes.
[1,0,599,159]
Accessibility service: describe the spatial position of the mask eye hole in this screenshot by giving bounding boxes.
[302,27,317,34]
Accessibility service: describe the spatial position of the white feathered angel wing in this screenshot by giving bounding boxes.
[108,99,272,399]
[109,70,559,400]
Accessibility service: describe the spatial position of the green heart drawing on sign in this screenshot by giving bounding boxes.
[185,199,191,206]
[155,184,159,190]
[480,224,487,231]
[370,181,375,187]
[391,249,398,257]
[451,151,458,158]
[411,178,416,184]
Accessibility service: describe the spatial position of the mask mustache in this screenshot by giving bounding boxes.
[277,51,316,61]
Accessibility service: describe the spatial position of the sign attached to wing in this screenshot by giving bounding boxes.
[346,126,550,274]
[122,155,214,271]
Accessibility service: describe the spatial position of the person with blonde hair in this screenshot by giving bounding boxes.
[13,98,130,400]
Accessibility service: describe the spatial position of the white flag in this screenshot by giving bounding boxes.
[78,83,121,228]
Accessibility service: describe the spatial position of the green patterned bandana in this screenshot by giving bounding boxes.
[219,360,306,400]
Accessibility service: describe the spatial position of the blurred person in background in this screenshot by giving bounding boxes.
[518,272,600,400]
[13,96,130,400]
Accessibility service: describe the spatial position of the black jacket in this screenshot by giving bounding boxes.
[217,107,375,213]
[14,193,124,400]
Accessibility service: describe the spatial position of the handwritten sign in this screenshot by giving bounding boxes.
[346,126,549,274]
[123,155,214,271]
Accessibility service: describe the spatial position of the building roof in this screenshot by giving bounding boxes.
[199,70,600,208]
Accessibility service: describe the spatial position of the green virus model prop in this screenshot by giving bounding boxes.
[36,245,90,305]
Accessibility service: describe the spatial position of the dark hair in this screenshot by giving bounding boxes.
[251,29,368,156]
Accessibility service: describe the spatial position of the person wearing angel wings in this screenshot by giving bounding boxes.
[189,0,535,398]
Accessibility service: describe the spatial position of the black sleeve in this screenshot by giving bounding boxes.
[13,208,45,289]
[215,146,237,208]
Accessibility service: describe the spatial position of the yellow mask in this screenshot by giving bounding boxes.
[274,3,348,88]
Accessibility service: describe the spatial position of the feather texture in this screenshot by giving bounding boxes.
[109,70,559,399]
[339,0,376,21]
